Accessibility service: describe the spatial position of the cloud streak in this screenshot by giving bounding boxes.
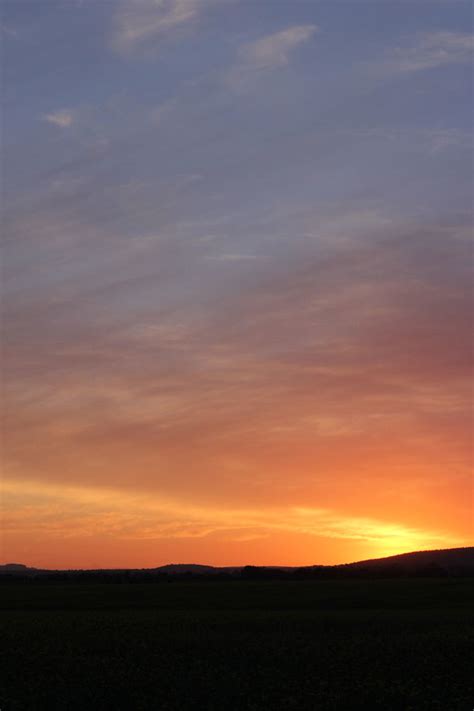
[227,24,317,87]
[43,109,76,128]
[380,31,474,74]
[111,0,220,53]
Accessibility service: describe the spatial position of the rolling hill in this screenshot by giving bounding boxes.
[1,547,473,578]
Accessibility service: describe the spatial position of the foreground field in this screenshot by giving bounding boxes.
[1,579,473,710]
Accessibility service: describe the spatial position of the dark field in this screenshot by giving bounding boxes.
[1,578,473,710]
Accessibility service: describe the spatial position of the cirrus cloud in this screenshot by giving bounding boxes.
[111,0,222,53]
[227,24,318,88]
[42,109,76,128]
[381,31,474,74]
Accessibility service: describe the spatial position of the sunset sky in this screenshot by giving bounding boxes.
[2,0,473,569]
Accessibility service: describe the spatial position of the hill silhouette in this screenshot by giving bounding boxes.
[1,547,473,580]
[341,547,474,572]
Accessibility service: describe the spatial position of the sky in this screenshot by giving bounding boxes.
[1,0,473,569]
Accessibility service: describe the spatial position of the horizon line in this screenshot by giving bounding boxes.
[2,546,473,572]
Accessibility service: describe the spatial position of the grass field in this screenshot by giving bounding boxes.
[1,578,473,710]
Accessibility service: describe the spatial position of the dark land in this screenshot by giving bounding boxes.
[1,548,473,710]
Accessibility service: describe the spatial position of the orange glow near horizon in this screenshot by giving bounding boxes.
[1,475,470,569]
[2,326,472,569]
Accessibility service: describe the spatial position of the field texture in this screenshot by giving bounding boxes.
[1,579,473,710]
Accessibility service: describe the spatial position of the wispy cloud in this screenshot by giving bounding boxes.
[111,0,219,53]
[43,109,75,128]
[227,24,318,87]
[238,25,318,71]
[381,31,474,74]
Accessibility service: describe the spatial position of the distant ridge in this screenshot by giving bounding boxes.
[154,564,226,574]
[340,547,474,571]
[1,547,473,577]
